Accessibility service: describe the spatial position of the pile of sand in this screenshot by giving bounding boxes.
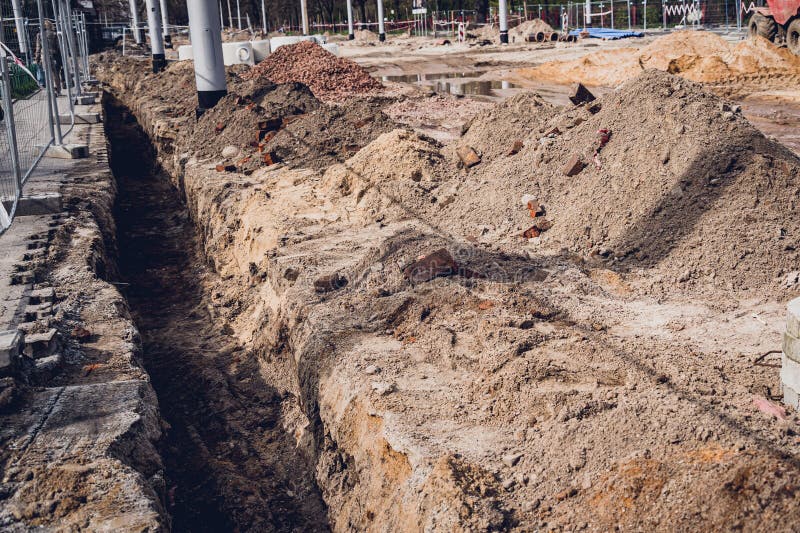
[354,29,379,42]
[510,18,555,40]
[242,41,382,101]
[443,69,800,294]
[520,31,800,91]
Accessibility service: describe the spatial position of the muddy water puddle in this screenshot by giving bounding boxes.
[379,70,522,99]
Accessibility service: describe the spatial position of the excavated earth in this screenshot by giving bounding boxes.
[90,50,800,532]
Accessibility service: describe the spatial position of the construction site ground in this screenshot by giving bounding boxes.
[2,28,800,531]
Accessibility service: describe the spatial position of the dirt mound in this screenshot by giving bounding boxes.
[195,81,395,172]
[243,41,382,101]
[445,70,800,295]
[354,29,379,42]
[520,31,800,93]
[510,18,555,39]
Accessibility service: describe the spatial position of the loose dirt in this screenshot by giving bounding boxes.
[520,31,800,97]
[242,41,383,101]
[92,47,800,532]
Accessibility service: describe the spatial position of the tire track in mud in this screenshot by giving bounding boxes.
[105,97,330,532]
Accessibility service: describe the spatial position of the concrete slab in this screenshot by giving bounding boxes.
[73,95,96,105]
[782,354,800,409]
[15,193,62,216]
[58,113,100,125]
[29,287,55,304]
[788,297,800,338]
[46,144,89,159]
[0,330,23,372]
[23,328,59,359]
[784,331,800,364]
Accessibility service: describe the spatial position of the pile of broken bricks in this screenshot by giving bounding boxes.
[214,113,307,173]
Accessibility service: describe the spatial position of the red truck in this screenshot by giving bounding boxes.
[749,0,800,54]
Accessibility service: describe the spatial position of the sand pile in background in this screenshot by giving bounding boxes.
[510,18,555,39]
[520,31,800,93]
[243,41,382,101]
[354,29,379,41]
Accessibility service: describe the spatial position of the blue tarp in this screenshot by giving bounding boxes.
[568,27,644,39]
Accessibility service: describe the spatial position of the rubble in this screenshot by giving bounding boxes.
[241,41,382,101]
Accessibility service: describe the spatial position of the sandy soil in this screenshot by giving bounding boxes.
[89,34,800,532]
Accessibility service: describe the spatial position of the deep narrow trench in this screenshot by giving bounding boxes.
[105,96,330,533]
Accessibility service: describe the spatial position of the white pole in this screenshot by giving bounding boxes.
[261,0,267,32]
[159,0,169,38]
[377,0,385,41]
[145,0,165,71]
[346,0,354,39]
[236,0,242,29]
[300,0,309,34]
[129,0,142,43]
[499,0,508,42]
[187,0,227,110]
[226,0,233,28]
[10,0,27,55]
[585,0,591,27]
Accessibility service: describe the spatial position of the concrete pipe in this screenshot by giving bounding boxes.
[534,31,545,42]
[547,31,559,41]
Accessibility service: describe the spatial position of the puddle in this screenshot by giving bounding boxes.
[379,71,520,98]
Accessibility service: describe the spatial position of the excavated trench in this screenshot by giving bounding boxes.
[105,96,331,532]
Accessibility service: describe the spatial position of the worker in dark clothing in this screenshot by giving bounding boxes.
[34,20,61,95]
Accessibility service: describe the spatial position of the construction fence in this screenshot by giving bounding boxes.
[0,0,91,235]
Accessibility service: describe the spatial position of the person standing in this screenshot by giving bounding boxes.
[34,20,61,94]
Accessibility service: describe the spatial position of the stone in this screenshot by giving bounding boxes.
[29,287,55,304]
[562,154,585,176]
[507,140,524,156]
[568,82,595,105]
[403,249,457,283]
[221,145,240,158]
[46,144,89,159]
[314,273,348,293]
[456,145,481,168]
[371,381,396,395]
[502,453,522,467]
[364,364,380,375]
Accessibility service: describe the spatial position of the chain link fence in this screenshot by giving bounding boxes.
[0,0,90,234]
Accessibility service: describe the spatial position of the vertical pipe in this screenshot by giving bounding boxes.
[300,0,309,34]
[236,0,242,29]
[59,0,82,97]
[643,0,647,30]
[261,0,267,33]
[129,0,142,43]
[627,0,631,28]
[584,0,590,27]
[35,0,61,145]
[610,0,614,28]
[10,0,28,56]
[226,0,233,28]
[1,54,22,197]
[499,0,508,42]
[346,0,354,39]
[145,0,165,71]
[377,0,385,41]
[187,0,227,111]
[160,0,170,42]
[662,0,666,29]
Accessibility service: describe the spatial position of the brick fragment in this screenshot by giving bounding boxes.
[569,82,596,105]
[403,249,457,283]
[456,146,481,168]
[562,154,585,176]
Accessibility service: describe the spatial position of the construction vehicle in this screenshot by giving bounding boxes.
[749,0,800,55]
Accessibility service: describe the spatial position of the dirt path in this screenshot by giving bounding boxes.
[106,99,330,532]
